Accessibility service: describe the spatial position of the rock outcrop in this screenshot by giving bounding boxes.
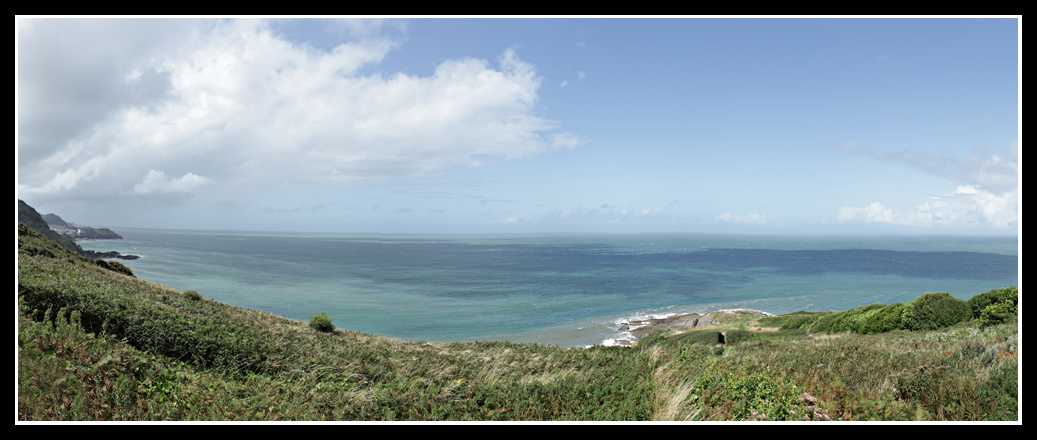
[616,309,770,346]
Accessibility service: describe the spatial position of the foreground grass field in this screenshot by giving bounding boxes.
[17,223,1019,421]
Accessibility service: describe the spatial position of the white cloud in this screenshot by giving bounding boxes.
[837,202,892,224]
[832,141,1018,231]
[716,211,771,225]
[490,216,519,224]
[559,80,568,88]
[837,186,1017,229]
[577,71,586,81]
[129,170,210,195]
[18,18,584,207]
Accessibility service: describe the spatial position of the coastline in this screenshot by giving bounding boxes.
[611,309,771,346]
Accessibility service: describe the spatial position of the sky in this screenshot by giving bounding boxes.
[16,17,1020,235]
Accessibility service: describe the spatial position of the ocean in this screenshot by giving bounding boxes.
[79,229,1019,348]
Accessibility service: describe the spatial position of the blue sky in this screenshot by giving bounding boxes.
[16,17,1019,235]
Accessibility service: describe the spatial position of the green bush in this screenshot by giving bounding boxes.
[105,260,135,277]
[184,290,203,301]
[758,311,830,331]
[968,289,1002,319]
[978,287,1017,327]
[310,311,335,333]
[909,292,971,332]
[813,303,886,334]
[858,303,908,334]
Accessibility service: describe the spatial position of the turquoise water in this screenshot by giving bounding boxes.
[80,229,1019,348]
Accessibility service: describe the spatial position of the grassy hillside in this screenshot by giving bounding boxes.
[17,222,1019,421]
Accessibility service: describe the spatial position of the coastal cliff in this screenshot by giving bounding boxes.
[18,200,138,260]
[42,213,123,240]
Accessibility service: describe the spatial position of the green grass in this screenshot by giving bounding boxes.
[16,222,1019,421]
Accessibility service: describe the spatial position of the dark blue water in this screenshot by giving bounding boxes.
[81,230,1019,347]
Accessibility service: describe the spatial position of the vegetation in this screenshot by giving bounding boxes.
[309,312,335,333]
[19,199,81,253]
[19,200,134,277]
[17,220,1019,421]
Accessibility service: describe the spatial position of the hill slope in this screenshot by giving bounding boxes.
[17,221,1018,421]
[19,199,82,253]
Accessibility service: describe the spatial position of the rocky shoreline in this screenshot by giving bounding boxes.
[613,309,770,346]
[79,249,141,260]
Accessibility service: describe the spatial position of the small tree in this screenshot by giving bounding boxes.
[310,311,335,333]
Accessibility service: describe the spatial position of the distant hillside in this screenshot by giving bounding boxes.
[18,200,82,253]
[41,213,69,228]
[42,212,122,240]
[18,200,136,261]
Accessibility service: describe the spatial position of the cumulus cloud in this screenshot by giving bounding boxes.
[837,188,1017,229]
[17,18,584,207]
[833,142,1018,230]
[836,202,892,224]
[716,211,771,225]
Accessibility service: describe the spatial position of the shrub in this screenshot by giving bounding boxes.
[813,303,886,334]
[968,289,1002,319]
[979,287,1017,324]
[106,260,134,277]
[909,292,971,332]
[184,290,203,301]
[859,303,908,334]
[766,312,828,331]
[978,287,1018,327]
[310,311,335,333]
[93,258,135,277]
